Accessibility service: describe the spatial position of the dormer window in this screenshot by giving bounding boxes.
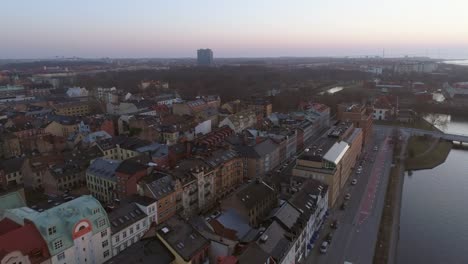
[93,208,100,215]
[48,226,57,235]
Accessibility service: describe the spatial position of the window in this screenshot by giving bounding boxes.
[136,223,140,230]
[48,226,57,235]
[54,240,63,250]
[93,208,100,214]
[57,252,65,260]
[115,235,120,243]
[102,240,109,248]
[98,218,106,227]
[130,227,134,234]
[103,250,110,258]
[101,230,107,238]
[123,231,127,238]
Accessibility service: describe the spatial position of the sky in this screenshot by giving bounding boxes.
[2,0,468,59]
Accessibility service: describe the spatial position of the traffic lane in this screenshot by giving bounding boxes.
[305,130,390,263]
[343,150,393,263]
[306,148,380,263]
[342,139,394,263]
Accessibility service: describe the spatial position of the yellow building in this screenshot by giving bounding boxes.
[54,101,90,116]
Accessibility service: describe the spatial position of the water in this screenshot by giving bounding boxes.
[397,115,468,263]
[444,60,468,66]
[424,114,468,135]
[319,86,343,95]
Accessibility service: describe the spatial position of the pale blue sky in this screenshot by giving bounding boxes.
[2,0,468,58]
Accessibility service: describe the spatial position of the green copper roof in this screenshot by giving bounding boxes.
[0,191,26,219]
[5,195,109,256]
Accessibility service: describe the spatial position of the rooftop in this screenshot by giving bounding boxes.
[157,215,209,261]
[116,159,148,175]
[235,180,276,210]
[105,237,175,264]
[108,202,147,234]
[141,172,174,200]
[4,195,109,256]
[86,158,121,181]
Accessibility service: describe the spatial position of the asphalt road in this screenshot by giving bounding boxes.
[305,126,394,264]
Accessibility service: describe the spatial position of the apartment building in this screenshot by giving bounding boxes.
[156,215,210,264]
[86,158,122,203]
[201,149,243,199]
[53,101,90,116]
[3,195,112,264]
[292,123,363,206]
[220,180,277,227]
[108,202,150,257]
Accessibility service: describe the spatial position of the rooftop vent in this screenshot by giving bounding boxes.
[260,234,269,242]
[161,227,170,234]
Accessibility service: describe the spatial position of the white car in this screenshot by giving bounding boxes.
[351,179,357,185]
[356,169,362,174]
[320,241,329,254]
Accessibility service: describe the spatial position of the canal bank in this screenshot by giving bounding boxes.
[395,115,468,264]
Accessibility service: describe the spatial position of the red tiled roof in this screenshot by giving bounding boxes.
[0,220,51,263]
[0,218,21,236]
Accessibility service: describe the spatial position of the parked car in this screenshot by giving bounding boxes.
[356,169,362,174]
[373,146,378,151]
[330,220,339,229]
[320,241,329,254]
[351,179,357,185]
[340,202,348,210]
[344,193,351,200]
[326,232,333,243]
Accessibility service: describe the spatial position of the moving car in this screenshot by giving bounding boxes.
[320,241,329,254]
[351,179,357,185]
[340,202,348,210]
[330,220,339,229]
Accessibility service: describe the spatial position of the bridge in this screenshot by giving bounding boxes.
[377,125,468,144]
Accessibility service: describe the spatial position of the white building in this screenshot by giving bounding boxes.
[66,87,89,97]
[108,202,151,257]
[4,195,112,264]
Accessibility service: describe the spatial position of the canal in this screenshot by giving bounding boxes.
[397,115,468,263]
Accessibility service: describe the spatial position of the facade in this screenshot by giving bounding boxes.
[292,124,363,206]
[4,196,112,264]
[0,157,26,188]
[86,158,121,203]
[197,49,214,66]
[115,160,149,199]
[201,149,243,199]
[108,202,150,257]
[337,103,373,147]
[171,159,216,218]
[220,180,277,227]
[44,120,79,138]
[54,101,90,116]
[235,138,279,179]
[138,172,177,224]
[218,111,257,134]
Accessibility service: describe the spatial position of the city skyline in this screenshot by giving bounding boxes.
[2,0,468,59]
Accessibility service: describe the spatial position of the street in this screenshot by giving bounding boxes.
[305,126,394,264]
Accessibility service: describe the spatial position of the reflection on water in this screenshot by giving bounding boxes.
[398,150,468,264]
[444,60,468,66]
[398,116,468,263]
[432,92,445,102]
[424,114,468,135]
[319,86,343,95]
